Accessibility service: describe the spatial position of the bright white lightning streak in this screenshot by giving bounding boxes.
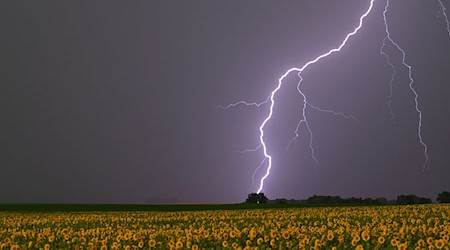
[438,0,450,36]
[382,0,430,170]
[380,36,396,121]
[256,0,376,194]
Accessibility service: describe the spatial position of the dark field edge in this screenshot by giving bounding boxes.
[0,203,383,213]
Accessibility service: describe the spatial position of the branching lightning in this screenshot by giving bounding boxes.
[250,158,266,192]
[382,0,430,170]
[253,0,376,193]
[380,36,397,121]
[306,103,359,122]
[218,97,270,110]
[438,0,450,36]
[286,74,319,167]
[222,0,439,194]
[240,144,262,154]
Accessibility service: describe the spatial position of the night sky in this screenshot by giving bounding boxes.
[2,0,450,204]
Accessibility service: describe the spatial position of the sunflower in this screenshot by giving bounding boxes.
[222,240,229,247]
[417,239,425,247]
[397,243,407,250]
[257,237,263,245]
[327,233,334,241]
[270,239,276,247]
[148,239,156,247]
[282,231,290,240]
[314,239,323,247]
[435,239,445,249]
[391,238,398,247]
[361,231,370,241]
[270,230,277,238]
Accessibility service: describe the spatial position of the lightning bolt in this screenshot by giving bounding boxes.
[255,0,376,193]
[222,0,438,194]
[224,77,357,184]
[438,0,450,36]
[382,0,430,170]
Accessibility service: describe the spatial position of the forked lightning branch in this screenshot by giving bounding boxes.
[221,0,450,194]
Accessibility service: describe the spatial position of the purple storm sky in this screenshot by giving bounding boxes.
[1,0,450,203]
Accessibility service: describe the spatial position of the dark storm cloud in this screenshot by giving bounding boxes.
[1,0,449,203]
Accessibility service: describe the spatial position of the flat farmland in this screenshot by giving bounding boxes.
[0,205,449,249]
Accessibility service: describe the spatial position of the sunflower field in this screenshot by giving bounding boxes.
[0,205,449,249]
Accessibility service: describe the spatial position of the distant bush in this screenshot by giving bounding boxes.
[306,195,343,204]
[303,195,382,205]
[437,191,450,203]
[396,195,432,205]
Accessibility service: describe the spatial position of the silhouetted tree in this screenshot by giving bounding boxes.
[362,198,381,205]
[302,195,382,205]
[375,197,388,205]
[305,195,343,204]
[396,195,431,205]
[246,193,268,204]
[344,197,363,204]
[273,198,288,204]
[437,191,450,203]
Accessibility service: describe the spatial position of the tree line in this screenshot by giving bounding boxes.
[245,191,450,205]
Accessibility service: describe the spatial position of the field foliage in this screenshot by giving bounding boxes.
[0,205,449,249]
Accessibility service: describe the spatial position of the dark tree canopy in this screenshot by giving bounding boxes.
[437,191,450,203]
[396,195,432,205]
[245,193,268,204]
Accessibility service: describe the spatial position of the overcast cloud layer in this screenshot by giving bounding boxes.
[1,0,450,203]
